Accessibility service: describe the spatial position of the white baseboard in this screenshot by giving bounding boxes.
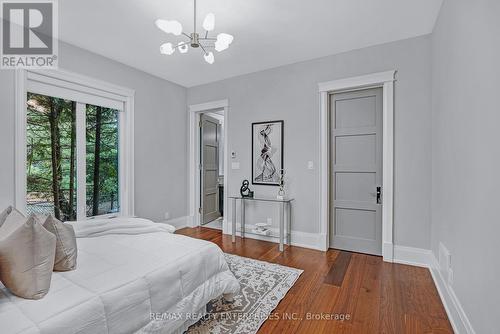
[159,216,189,230]
[391,245,474,334]
[393,245,433,267]
[383,242,394,262]
[224,222,325,251]
[429,256,475,334]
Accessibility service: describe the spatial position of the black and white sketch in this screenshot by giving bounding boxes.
[252,120,283,186]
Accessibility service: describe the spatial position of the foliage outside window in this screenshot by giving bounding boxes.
[26,93,120,221]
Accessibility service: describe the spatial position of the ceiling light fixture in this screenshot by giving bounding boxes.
[155,0,233,64]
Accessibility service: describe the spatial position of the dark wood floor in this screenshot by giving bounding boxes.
[176,227,453,334]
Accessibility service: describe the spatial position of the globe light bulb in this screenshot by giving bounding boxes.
[204,51,215,64]
[155,19,183,36]
[160,42,175,55]
[217,33,233,45]
[215,33,233,52]
[178,42,188,53]
[203,13,215,31]
[214,40,228,52]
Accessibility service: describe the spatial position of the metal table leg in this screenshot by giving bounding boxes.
[287,202,291,246]
[232,198,236,243]
[279,201,284,251]
[241,198,245,239]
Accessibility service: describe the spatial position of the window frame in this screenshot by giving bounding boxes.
[15,69,135,220]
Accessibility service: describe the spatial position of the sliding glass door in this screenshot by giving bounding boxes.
[26,93,77,221]
[85,104,120,217]
[26,92,122,222]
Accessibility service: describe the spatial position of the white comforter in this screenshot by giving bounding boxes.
[0,218,239,334]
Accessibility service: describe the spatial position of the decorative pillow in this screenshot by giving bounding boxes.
[0,215,56,299]
[0,206,13,228]
[42,215,77,271]
[0,206,24,231]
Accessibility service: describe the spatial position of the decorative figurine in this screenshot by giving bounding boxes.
[240,180,254,198]
[277,169,285,200]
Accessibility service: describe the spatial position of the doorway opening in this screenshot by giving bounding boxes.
[318,71,395,261]
[188,99,229,232]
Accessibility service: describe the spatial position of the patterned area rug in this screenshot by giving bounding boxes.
[187,253,303,334]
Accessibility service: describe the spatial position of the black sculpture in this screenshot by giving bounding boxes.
[240,180,254,198]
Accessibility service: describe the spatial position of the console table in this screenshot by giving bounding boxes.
[228,196,294,251]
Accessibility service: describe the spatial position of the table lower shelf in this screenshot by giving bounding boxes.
[231,227,290,243]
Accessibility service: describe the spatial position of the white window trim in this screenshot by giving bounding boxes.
[318,70,396,262]
[15,69,135,219]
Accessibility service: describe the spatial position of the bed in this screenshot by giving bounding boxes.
[0,218,240,334]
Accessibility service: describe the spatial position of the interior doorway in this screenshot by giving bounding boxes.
[188,99,229,232]
[318,71,395,261]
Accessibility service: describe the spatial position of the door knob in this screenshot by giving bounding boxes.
[376,186,381,204]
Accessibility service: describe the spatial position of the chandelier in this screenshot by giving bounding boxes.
[155,0,234,64]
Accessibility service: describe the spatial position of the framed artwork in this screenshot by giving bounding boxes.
[252,120,284,186]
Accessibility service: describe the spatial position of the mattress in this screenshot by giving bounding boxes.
[0,218,239,334]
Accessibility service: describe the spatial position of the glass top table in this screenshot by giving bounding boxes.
[229,196,294,251]
[228,196,294,203]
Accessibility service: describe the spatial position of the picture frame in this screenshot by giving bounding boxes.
[251,120,284,186]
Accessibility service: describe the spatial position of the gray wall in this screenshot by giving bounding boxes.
[0,41,188,222]
[431,0,500,333]
[188,36,432,249]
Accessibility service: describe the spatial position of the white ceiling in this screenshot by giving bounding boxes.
[59,0,443,87]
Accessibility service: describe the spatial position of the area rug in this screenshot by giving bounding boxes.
[186,253,303,334]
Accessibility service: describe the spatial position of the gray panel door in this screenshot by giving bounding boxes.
[201,114,221,224]
[330,88,382,255]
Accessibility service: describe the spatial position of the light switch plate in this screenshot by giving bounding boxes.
[231,162,240,170]
[307,161,314,169]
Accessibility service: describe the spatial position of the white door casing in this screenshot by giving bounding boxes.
[318,70,395,262]
[188,99,229,229]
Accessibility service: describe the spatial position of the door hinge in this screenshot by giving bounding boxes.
[198,207,202,214]
[199,120,202,128]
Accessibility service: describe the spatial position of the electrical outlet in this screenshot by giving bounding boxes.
[164,212,170,220]
[448,268,454,286]
[267,218,272,225]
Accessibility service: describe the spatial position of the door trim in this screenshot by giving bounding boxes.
[318,70,396,262]
[188,99,229,230]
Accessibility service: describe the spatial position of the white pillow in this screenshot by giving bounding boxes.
[42,215,78,271]
[0,213,56,299]
[0,206,13,228]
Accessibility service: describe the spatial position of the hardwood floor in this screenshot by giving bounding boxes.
[176,227,453,334]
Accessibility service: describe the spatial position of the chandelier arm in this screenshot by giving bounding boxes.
[182,32,191,39]
[199,37,216,41]
[205,31,208,39]
[199,43,208,55]
[173,41,189,50]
